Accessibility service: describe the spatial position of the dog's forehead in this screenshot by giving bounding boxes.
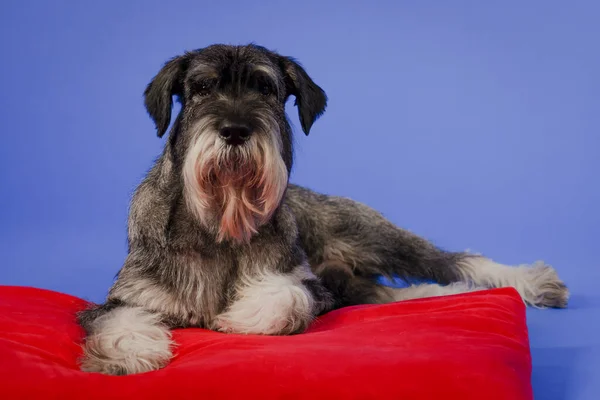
[187,45,280,78]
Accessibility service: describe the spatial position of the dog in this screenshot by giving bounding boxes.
[77,43,569,376]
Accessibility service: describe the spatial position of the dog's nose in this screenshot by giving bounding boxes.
[219,124,252,146]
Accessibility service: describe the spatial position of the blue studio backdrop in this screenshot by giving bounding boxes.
[0,1,598,399]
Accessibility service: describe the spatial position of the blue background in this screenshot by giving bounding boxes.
[1,1,598,398]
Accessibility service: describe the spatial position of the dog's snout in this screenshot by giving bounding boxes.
[219,124,252,146]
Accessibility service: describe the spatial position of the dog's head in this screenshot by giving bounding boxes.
[143,44,327,243]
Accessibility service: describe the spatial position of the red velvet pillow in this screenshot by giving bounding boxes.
[0,285,532,399]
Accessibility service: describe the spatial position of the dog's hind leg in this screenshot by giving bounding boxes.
[287,185,569,308]
[316,232,569,308]
[315,258,568,309]
[315,261,485,308]
[351,243,568,308]
[77,301,173,375]
[450,254,569,308]
[363,248,568,308]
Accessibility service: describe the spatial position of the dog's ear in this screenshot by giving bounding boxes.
[280,57,327,135]
[144,54,189,138]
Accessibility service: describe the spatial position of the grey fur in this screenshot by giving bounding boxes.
[78,44,568,376]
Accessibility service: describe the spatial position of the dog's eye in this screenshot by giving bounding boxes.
[258,83,272,96]
[256,78,273,96]
[194,80,214,96]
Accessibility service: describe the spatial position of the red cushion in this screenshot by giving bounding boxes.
[0,285,532,399]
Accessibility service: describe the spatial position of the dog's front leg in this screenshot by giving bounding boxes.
[77,249,206,375]
[214,250,333,335]
[77,301,173,375]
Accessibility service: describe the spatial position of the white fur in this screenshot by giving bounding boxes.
[457,255,568,307]
[183,118,220,223]
[214,267,315,335]
[80,306,172,375]
[380,282,485,302]
[182,117,288,243]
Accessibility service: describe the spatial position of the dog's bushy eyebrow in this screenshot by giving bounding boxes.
[186,64,219,82]
[251,64,279,82]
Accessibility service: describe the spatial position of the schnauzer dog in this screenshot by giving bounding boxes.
[78,43,569,376]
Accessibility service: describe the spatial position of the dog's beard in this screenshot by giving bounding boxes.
[183,119,288,243]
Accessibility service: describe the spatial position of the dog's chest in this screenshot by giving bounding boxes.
[174,250,239,327]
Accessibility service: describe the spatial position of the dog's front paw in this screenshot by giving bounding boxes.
[80,307,173,376]
[214,274,315,335]
[80,347,171,376]
[522,262,569,308]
